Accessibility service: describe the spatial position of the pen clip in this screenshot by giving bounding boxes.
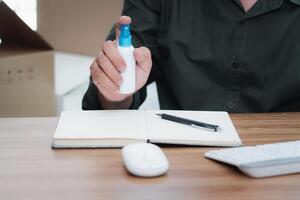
[191,124,221,132]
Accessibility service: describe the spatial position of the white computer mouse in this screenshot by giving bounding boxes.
[121,143,169,177]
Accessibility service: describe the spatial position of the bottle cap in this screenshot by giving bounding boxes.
[119,24,132,47]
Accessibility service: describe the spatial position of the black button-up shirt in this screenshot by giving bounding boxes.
[83,0,300,113]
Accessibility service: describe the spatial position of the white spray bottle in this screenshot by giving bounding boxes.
[118,24,136,94]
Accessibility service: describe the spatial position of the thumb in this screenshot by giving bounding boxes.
[115,16,131,42]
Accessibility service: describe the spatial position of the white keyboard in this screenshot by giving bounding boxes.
[205,140,300,178]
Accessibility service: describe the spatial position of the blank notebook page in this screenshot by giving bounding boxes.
[54,110,148,140]
[146,110,242,146]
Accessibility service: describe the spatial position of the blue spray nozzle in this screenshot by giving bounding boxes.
[119,24,132,47]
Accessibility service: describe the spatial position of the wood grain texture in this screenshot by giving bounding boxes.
[0,113,300,200]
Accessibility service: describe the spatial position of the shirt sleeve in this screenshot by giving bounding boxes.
[82,0,162,110]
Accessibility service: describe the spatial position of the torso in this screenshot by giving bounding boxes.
[154,0,300,112]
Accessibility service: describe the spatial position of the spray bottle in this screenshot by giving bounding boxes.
[118,24,136,94]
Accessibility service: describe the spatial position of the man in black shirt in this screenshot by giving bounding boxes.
[83,0,300,112]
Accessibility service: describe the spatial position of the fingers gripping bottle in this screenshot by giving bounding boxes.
[118,24,136,94]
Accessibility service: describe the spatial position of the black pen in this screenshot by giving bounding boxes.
[156,113,221,132]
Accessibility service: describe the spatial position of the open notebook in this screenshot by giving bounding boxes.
[52,110,242,148]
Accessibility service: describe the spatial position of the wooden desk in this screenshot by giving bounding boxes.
[0,113,300,200]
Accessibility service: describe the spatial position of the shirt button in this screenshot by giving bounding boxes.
[228,102,234,109]
[232,62,239,69]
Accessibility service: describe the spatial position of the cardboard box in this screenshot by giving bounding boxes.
[0,1,93,117]
[37,0,123,56]
[0,1,57,117]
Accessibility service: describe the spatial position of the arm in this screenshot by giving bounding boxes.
[82,0,161,110]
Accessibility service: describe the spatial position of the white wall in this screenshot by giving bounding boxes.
[3,0,37,30]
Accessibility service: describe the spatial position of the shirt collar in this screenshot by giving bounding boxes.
[234,0,284,19]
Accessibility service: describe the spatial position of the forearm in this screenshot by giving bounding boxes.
[98,92,133,109]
